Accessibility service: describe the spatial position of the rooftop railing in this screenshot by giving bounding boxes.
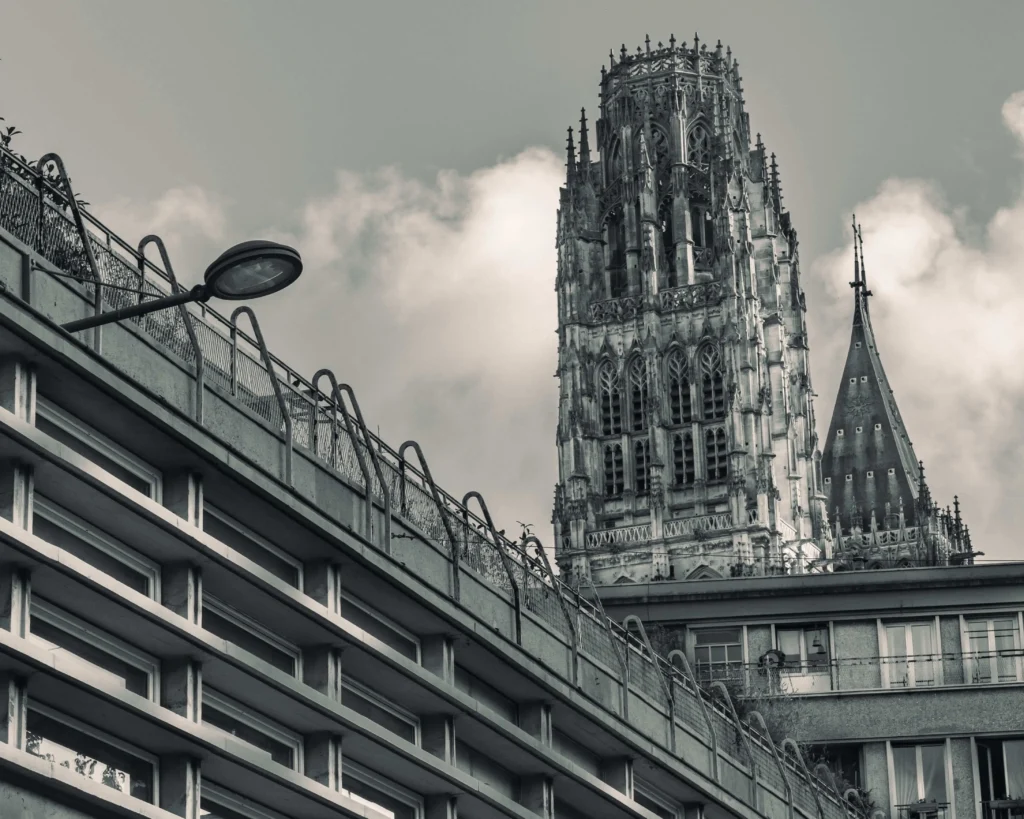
[0,144,871,819]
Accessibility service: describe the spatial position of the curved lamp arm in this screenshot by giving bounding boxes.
[462,491,521,645]
[139,235,204,422]
[398,440,460,601]
[230,307,291,485]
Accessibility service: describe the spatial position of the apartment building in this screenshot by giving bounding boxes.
[597,565,1024,819]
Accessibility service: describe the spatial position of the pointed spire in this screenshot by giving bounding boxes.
[609,48,616,67]
[669,33,676,48]
[620,43,628,61]
[850,214,862,290]
[857,222,872,300]
[645,34,651,53]
[769,152,783,213]
[578,108,591,173]
[565,127,576,183]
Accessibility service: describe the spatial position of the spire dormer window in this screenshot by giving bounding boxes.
[598,363,623,436]
[667,350,694,425]
[687,124,711,171]
[604,444,624,497]
[699,345,727,421]
[628,358,649,432]
[705,427,728,483]
[634,438,650,495]
[673,433,695,486]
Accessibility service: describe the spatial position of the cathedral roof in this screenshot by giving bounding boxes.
[821,221,922,529]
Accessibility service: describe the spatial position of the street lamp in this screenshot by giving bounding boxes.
[62,240,302,333]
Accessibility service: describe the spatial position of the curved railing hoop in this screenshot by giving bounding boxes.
[668,649,718,779]
[338,382,392,550]
[710,680,759,808]
[462,491,522,645]
[748,710,793,819]
[230,307,292,485]
[398,440,461,601]
[521,534,579,685]
[815,763,854,819]
[139,235,204,422]
[37,153,103,344]
[622,615,675,751]
[781,738,826,819]
[311,369,388,546]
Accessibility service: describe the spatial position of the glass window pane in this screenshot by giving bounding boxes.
[33,516,149,595]
[777,629,801,659]
[919,744,947,802]
[694,629,741,645]
[204,514,298,587]
[1004,740,1024,800]
[341,597,418,662]
[202,607,295,675]
[36,416,152,496]
[911,624,935,657]
[805,628,829,668]
[30,617,148,696]
[892,746,919,805]
[887,626,908,658]
[200,799,257,819]
[342,687,416,744]
[26,710,152,802]
[203,705,293,768]
[344,773,417,819]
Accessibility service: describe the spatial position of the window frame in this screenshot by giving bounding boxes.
[26,702,160,803]
[202,688,304,772]
[691,626,745,682]
[35,397,163,502]
[633,776,680,819]
[343,676,421,745]
[887,739,955,819]
[33,495,161,600]
[960,611,1024,685]
[340,591,422,664]
[203,595,302,678]
[29,597,161,701]
[343,760,425,819]
[878,617,943,689]
[200,782,291,819]
[204,503,304,591]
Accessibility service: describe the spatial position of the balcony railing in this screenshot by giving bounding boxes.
[897,803,950,819]
[701,649,1024,696]
[0,143,871,819]
[982,799,1024,819]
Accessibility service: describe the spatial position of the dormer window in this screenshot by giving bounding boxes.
[849,378,856,385]
[837,429,845,437]
[867,471,874,478]
[855,426,863,434]
[860,376,868,383]
[874,423,882,431]
[855,342,863,349]
[888,468,896,476]
[824,477,831,484]
[845,475,853,482]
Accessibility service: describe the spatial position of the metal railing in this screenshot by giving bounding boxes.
[0,144,870,819]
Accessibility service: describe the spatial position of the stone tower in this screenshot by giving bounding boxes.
[552,36,830,586]
[820,221,973,569]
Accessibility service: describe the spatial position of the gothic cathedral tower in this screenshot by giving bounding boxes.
[552,36,830,586]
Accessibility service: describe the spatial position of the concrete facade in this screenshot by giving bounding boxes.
[598,566,1024,819]
[0,139,862,818]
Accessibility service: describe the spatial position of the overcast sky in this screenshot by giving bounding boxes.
[3,0,1024,562]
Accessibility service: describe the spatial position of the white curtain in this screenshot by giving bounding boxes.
[1005,740,1024,799]
[893,746,920,807]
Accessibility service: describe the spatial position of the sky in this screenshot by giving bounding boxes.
[3,0,1024,562]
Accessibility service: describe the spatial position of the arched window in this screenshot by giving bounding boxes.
[609,138,623,181]
[690,206,714,251]
[673,433,695,486]
[689,124,711,167]
[705,427,728,482]
[700,345,726,420]
[628,358,649,432]
[606,207,627,297]
[604,444,624,496]
[667,351,693,425]
[634,438,650,494]
[598,363,623,435]
[659,198,676,284]
[687,123,711,169]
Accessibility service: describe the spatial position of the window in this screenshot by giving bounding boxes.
[705,427,728,483]
[203,597,300,676]
[673,433,695,486]
[977,738,1024,809]
[634,778,679,819]
[805,744,863,790]
[604,444,624,496]
[775,625,832,694]
[204,505,302,589]
[667,351,694,424]
[690,206,714,251]
[699,346,726,420]
[892,743,948,811]
[598,363,623,436]
[860,376,868,383]
[634,438,650,495]
[965,616,1023,684]
[455,665,517,724]
[687,124,710,169]
[628,358,649,432]
[201,784,289,819]
[875,423,882,431]
[35,398,162,500]
[341,592,421,663]
[855,426,863,434]
[343,762,423,819]
[884,622,939,688]
[659,200,677,283]
[203,689,302,770]
[693,628,743,682]
[33,496,159,597]
[837,429,845,437]
[343,678,420,744]
[29,599,159,700]
[26,704,156,802]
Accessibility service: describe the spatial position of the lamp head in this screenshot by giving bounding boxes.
[203,240,302,301]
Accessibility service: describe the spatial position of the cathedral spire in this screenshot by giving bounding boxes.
[579,108,591,174]
[565,127,576,184]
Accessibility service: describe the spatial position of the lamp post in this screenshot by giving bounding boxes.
[62,240,302,333]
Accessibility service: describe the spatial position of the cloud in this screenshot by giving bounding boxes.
[808,89,1024,561]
